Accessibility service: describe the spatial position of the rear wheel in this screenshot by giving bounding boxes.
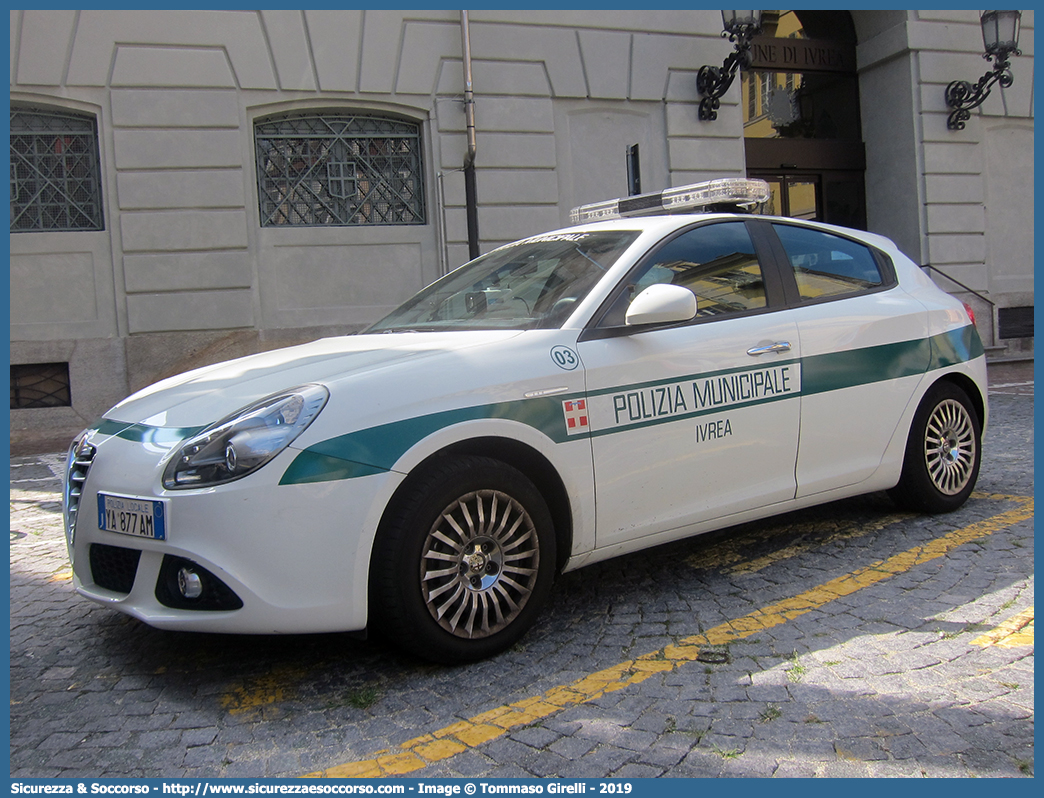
[370,456,556,663]
[889,381,981,513]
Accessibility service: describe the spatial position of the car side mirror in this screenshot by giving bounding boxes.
[625,284,697,326]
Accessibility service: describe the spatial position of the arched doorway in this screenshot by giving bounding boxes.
[742,11,866,229]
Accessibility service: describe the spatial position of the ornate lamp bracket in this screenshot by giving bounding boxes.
[698,49,749,121]
[945,9,1022,131]
[697,13,762,122]
[945,51,1018,131]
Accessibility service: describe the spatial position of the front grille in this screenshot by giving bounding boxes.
[89,544,141,594]
[63,434,96,546]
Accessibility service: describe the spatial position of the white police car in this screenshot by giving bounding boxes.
[64,179,986,662]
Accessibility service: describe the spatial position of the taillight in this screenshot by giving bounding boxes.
[962,302,977,327]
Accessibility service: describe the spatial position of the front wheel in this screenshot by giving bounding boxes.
[889,381,981,513]
[370,456,556,663]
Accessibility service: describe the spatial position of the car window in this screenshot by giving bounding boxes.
[597,221,768,327]
[772,223,884,300]
[368,231,640,332]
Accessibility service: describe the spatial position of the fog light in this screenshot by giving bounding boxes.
[156,555,243,610]
[177,567,204,599]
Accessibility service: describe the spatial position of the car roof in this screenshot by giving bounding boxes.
[559,212,898,253]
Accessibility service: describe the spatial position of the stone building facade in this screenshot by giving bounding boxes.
[9,9,1034,452]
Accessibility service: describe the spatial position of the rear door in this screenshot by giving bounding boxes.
[577,220,802,549]
[763,221,930,497]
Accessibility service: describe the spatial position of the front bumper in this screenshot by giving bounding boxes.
[64,429,402,634]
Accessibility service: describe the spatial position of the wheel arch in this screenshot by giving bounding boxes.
[375,436,574,577]
[931,371,986,429]
[888,372,984,513]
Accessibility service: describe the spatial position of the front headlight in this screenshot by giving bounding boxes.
[163,384,329,490]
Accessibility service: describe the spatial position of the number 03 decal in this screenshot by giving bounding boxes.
[549,345,580,371]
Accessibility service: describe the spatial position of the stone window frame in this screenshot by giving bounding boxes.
[254,111,426,227]
[10,105,105,233]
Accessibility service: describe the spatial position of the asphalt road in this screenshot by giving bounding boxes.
[9,364,1033,779]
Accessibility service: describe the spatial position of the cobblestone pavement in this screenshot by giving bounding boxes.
[10,365,1033,779]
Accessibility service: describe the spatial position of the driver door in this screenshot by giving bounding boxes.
[576,220,801,548]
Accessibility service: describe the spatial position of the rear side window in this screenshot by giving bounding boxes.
[772,223,885,301]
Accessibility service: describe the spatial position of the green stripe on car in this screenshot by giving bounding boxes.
[280,325,982,486]
[279,398,570,486]
[93,418,203,445]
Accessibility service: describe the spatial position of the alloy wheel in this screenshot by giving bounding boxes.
[419,489,540,639]
[923,398,977,496]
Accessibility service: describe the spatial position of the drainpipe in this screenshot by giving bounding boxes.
[461,10,480,260]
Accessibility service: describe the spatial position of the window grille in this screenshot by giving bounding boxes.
[10,107,104,232]
[10,363,72,409]
[255,113,425,227]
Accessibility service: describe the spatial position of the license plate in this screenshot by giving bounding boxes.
[98,494,167,540]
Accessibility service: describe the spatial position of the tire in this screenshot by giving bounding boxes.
[889,381,981,514]
[370,456,556,663]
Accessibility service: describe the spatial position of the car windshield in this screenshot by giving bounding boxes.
[368,230,641,332]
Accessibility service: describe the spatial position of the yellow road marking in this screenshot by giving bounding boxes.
[219,664,312,714]
[306,495,1033,778]
[49,570,73,582]
[727,512,912,575]
[971,606,1034,648]
[691,492,1010,576]
[686,509,913,573]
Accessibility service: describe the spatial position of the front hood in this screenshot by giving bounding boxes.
[105,331,523,429]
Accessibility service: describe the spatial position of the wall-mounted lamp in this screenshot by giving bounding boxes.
[697,10,764,121]
[945,10,1022,131]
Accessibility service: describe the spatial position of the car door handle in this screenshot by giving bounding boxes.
[747,341,792,356]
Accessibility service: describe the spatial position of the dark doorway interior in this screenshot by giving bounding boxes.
[742,10,865,229]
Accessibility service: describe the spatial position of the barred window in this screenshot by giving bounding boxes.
[10,363,72,409]
[255,113,425,227]
[10,107,104,232]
